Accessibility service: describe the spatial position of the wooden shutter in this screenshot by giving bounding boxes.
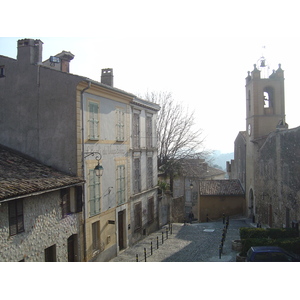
[76,186,83,213]
[8,199,24,236]
[134,202,142,232]
[89,102,99,140]
[8,200,17,236]
[148,197,154,224]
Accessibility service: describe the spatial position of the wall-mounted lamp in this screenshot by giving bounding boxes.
[189,180,194,190]
[84,152,104,177]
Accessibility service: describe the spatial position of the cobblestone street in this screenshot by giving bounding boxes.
[110,217,251,262]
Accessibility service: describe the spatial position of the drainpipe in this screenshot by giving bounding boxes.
[81,81,91,261]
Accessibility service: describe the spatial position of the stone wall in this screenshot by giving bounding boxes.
[255,127,300,227]
[0,190,80,262]
[171,196,185,223]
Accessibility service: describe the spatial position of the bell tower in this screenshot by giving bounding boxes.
[244,57,288,220]
[245,59,287,142]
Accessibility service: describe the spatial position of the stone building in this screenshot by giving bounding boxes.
[254,126,300,227]
[172,159,226,221]
[0,145,84,262]
[0,38,160,261]
[228,58,300,227]
[130,97,160,245]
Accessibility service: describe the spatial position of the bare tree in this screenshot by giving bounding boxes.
[144,91,208,192]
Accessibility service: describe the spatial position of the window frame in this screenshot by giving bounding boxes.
[146,156,153,189]
[8,199,24,236]
[116,164,126,205]
[146,114,153,148]
[88,169,101,217]
[133,112,140,148]
[88,101,100,141]
[116,108,125,142]
[92,221,100,252]
[133,157,141,194]
[134,202,142,232]
[147,197,154,224]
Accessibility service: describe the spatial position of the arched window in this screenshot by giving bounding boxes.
[263,86,274,112]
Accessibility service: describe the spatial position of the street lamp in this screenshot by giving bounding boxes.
[84,152,103,177]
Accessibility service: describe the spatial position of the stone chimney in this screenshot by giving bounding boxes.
[17,39,43,65]
[101,68,114,87]
[56,51,75,73]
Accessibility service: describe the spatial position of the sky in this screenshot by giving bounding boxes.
[2,1,300,155]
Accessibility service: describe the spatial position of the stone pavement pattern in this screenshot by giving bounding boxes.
[110,218,251,262]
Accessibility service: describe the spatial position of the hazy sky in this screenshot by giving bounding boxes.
[2,1,300,154]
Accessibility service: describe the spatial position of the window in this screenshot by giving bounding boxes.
[133,157,141,194]
[45,245,56,262]
[133,112,140,148]
[147,156,153,189]
[88,169,101,216]
[146,115,153,148]
[88,101,99,140]
[92,221,100,252]
[116,165,126,205]
[134,202,142,232]
[0,66,5,77]
[116,108,125,141]
[8,199,24,236]
[147,197,154,224]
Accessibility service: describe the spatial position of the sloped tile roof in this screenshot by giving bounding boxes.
[180,159,225,179]
[199,179,244,196]
[0,145,84,201]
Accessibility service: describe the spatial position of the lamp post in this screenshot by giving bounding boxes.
[84,152,104,177]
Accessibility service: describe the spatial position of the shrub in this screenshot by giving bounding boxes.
[239,227,268,239]
[267,228,298,239]
[240,237,300,256]
[239,227,298,240]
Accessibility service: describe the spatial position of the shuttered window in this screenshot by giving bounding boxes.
[147,157,153,189]
[146,115,153,148]
[116,165,126,205]
[89,169,101,217]
[8,199,24,236]
[116,109,125,141]
[88,102,99,140]
[134,202,142,232]
[133,158,141,194]
[148,197,154,224]
[133,113,140,148]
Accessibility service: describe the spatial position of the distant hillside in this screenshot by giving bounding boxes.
[207,151,234,171]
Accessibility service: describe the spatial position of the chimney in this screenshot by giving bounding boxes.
[17,39,43,65]
[101,68,114,87]
[56,51,75,73]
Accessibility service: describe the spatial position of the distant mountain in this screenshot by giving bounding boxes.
[207,151,234,171]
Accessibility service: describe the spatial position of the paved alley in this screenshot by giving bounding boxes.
[110,217,251,262]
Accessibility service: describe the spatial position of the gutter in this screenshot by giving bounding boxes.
[0,182,84,203]
[80,81,91,262]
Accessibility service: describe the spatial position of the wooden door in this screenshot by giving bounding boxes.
[118,211,125,250]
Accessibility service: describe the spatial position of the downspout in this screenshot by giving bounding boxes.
[81,81,91,261]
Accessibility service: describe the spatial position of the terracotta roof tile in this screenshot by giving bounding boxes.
[0,145,84,201]
[199,180,244,196]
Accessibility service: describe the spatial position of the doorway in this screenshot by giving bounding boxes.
[118,210,125,251]
[67,234,78,262]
